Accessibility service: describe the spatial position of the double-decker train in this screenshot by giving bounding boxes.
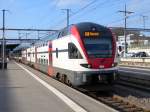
[13,22,118,86]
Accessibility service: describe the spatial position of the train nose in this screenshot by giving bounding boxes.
[89,58,112,69]
[89,58,105,69]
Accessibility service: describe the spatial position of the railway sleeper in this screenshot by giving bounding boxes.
[124,107,143,112]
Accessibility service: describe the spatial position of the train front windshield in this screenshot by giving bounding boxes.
[84,37,112,58]
[76,23,113,58]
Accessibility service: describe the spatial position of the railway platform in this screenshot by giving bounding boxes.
[0,61,117,112]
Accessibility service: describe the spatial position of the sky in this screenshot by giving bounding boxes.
[0,0,150,39]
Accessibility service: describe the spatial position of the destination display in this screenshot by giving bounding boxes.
[84,31,100,37]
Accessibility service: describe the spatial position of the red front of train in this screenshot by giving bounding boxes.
[69,22,118,84]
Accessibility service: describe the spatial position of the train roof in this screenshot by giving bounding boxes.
[75,22,106,27]
[34,22,109,46]
[75,22,109,31]
[34,31,59,46]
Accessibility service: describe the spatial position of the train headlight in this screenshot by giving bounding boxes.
[80,64,91,68]
[87,64,91,68]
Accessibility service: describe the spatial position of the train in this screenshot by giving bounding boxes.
[13,22,118,86]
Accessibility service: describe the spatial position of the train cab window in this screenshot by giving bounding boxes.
[76,23,113,58]
[68,43,83,59]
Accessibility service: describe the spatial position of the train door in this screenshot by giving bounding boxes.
[48,41,54,76]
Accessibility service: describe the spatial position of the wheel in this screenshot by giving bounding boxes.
[62,74,73,87]
[56,73,61,80]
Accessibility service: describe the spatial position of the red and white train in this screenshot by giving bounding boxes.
[13,22,118,86]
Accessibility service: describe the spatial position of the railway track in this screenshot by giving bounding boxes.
[74,71,150,112]
[117,74,150,92]
[76,85,145,112]
[31,66,150,111]
[116,79,150,92]
[113,74,150,111]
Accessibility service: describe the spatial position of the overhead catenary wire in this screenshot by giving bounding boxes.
[70,0,97,17]
[109,9,150,27]
[92,0,150,27]
[50,0,124,28]
[47,0,150,30]
[52,0,115,28]
[107,7,149,26]
[70,0,110,20]
[50,0,97,28]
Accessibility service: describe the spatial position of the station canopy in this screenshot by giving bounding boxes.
[13,43,31,52]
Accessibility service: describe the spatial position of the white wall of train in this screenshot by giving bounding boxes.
[17,37,118,86]
[13,22,118,86]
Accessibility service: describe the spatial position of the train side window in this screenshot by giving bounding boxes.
[68,43,83,59]
[28,52,30,57]
[41,59,43,64]
[58,27,70,38]
[57,32,61,38]
[43,59,45,65]
[62,27,69,37]
[38,58,40,63]
[46,59,48,65]
[39,58,40,63]
[43,59,45,64]
[45,59,47,64]
[58,31,65,38]
[56,48,58,58]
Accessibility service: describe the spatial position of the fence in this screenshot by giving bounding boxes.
[119,57,150,68]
